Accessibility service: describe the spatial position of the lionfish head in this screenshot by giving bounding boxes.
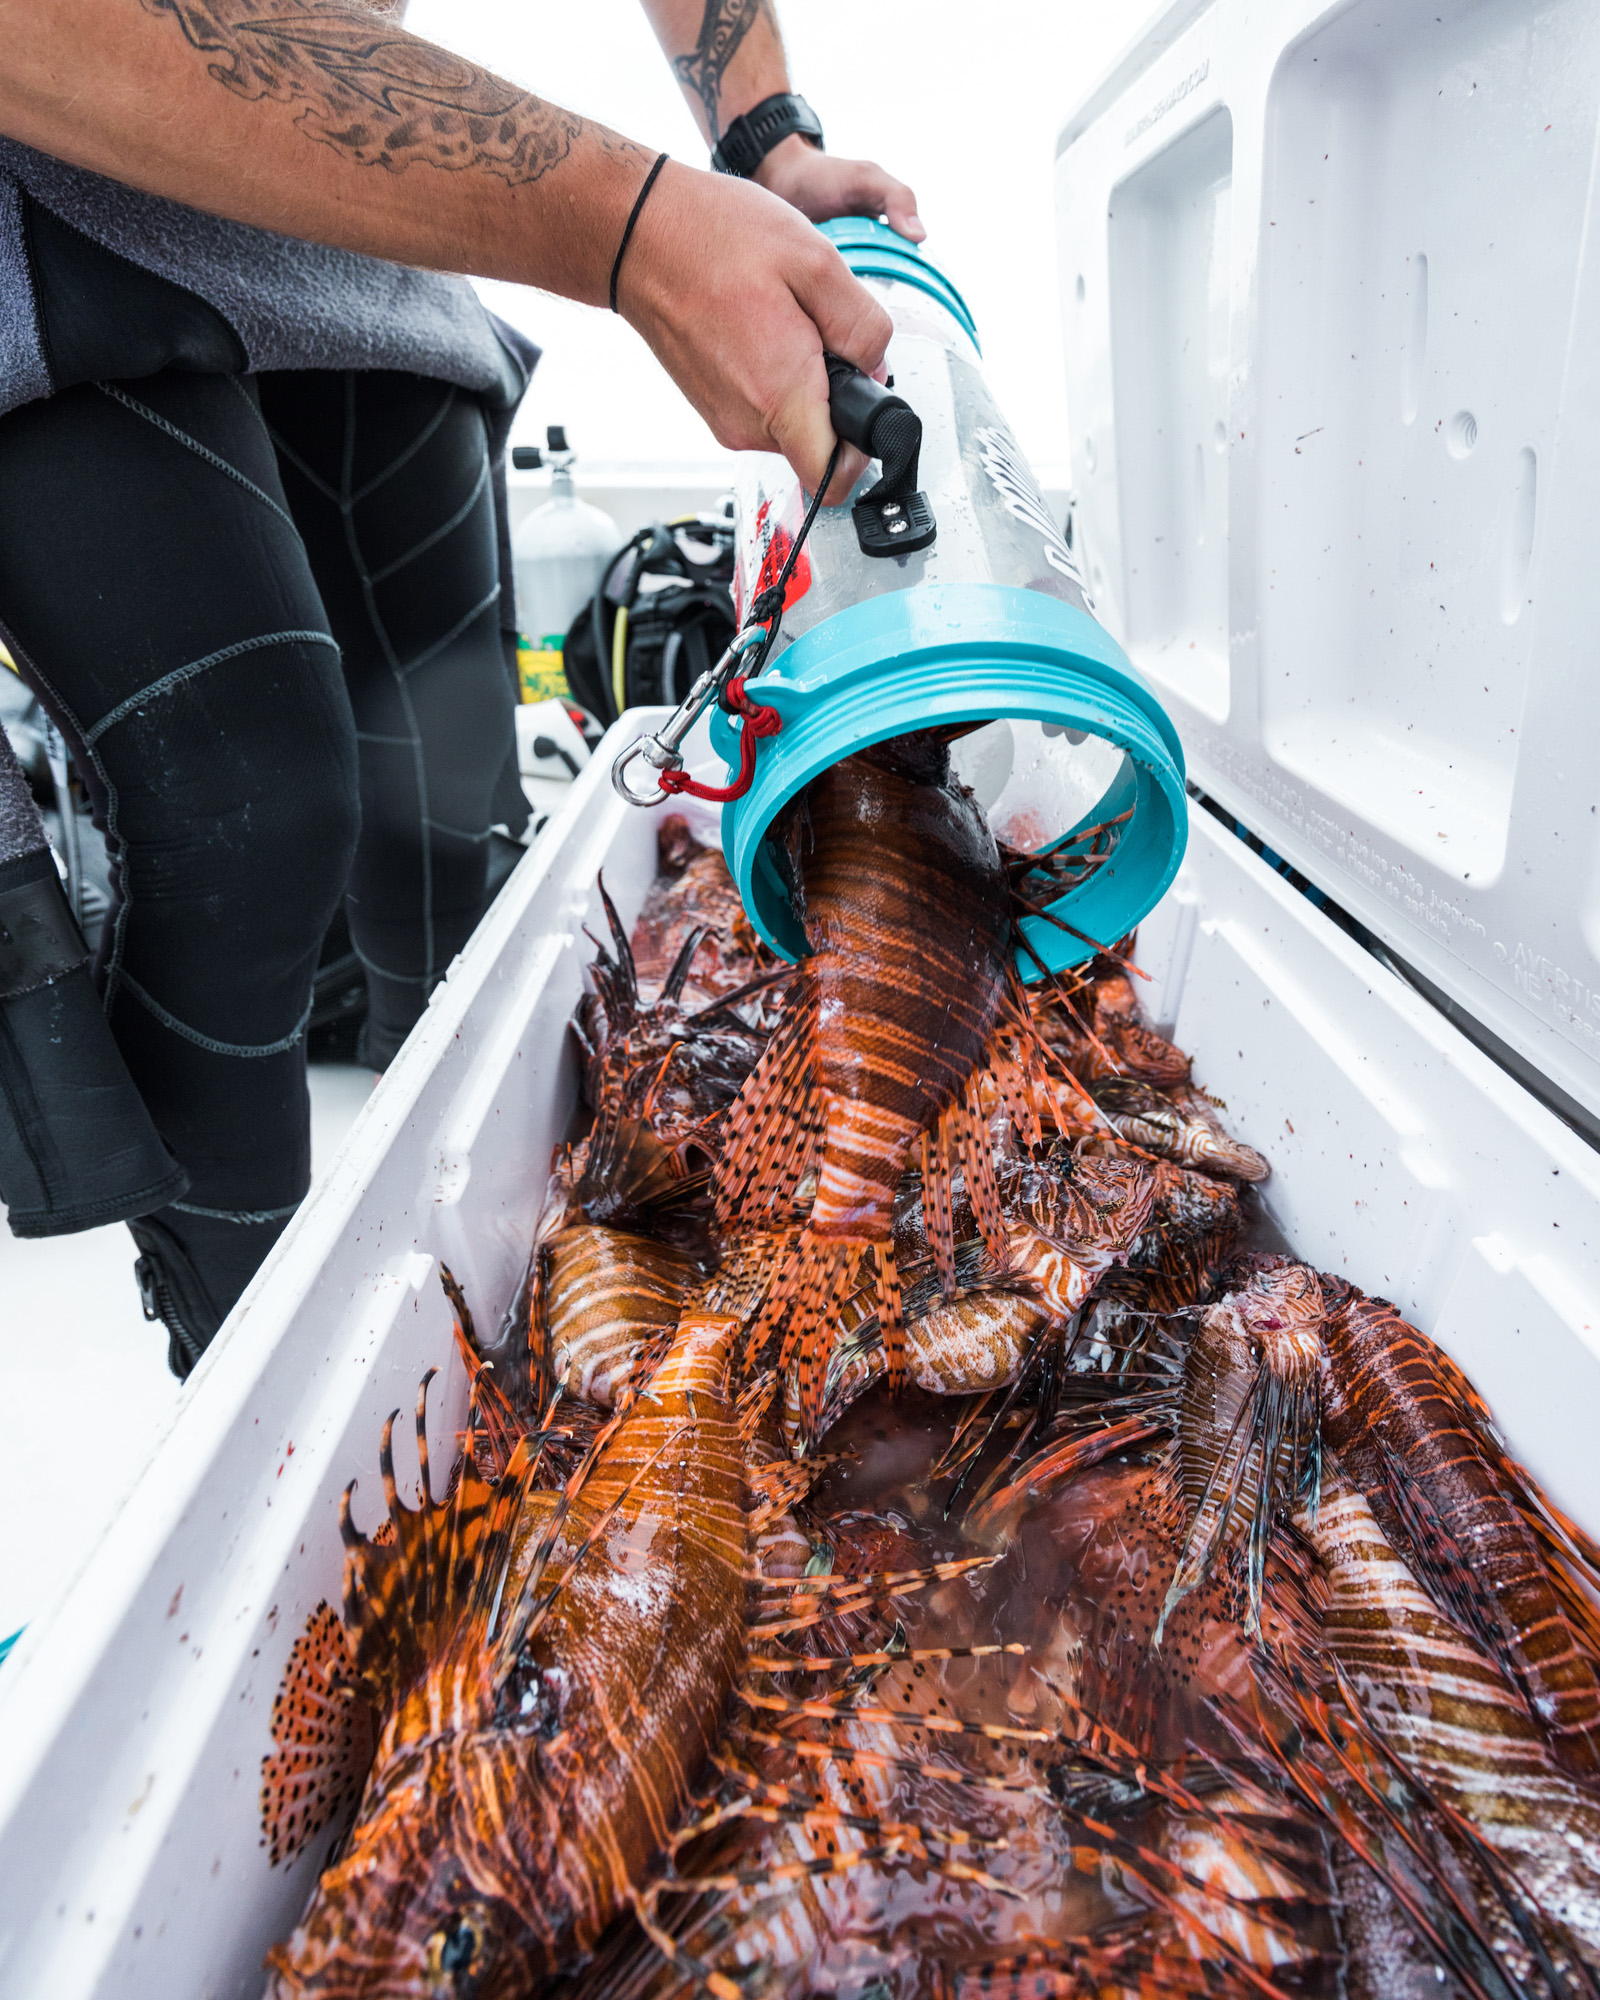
[1021,1149,1157,1254]
[1210,1255,1327,1394]
[1230,1255,1326,1337]
[266,1735,554,1999]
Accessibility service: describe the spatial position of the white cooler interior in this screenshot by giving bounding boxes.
[1056,0,1600,1129]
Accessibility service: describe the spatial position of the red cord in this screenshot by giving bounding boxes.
[657,676,781,804]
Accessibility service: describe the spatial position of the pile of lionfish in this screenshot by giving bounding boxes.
[260,733,1600,1999]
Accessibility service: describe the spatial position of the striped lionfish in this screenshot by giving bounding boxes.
[259,792,1600,1999]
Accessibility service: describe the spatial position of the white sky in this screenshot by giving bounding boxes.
[405,0,1167,476]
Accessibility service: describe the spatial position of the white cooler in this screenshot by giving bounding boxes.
[4,4,1600,1990]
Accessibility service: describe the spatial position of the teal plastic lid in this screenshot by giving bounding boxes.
[820,218,982,352]
[713,582,1187,978]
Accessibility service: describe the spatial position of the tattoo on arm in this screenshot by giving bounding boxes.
[141,0,593,183]
[671,0,775,145]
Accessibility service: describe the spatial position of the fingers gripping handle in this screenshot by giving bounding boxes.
[823,354,936,557]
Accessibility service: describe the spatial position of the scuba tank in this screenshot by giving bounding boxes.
[612,220,1187,979]
[511,426,621,706]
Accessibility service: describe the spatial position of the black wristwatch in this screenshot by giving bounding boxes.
[711,93,824,179]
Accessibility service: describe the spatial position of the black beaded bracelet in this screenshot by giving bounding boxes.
[610,152,670,315]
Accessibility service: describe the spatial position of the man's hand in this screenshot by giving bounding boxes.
[618,162,891,502]
[754,134,923,243]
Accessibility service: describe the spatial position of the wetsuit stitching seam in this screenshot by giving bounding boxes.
[83,629,339,744]
[400,583,500,678]
[224,373,278,447]
[423,817,493,843]
[350,384,458,504]
[119,971,311,1057]
[337,373,437,989]
[171,1199,303,1223]
[262,421,341,506]
[349,941,427,984]
[365,448,491,584]
[94,382,298,532]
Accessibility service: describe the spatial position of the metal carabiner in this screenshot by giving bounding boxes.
[610,733,679,807]
[608,626,769,807]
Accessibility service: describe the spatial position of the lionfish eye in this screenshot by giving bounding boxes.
[426,1910,486,1986]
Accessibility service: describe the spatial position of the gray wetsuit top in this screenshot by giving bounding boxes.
[0,138,537,418]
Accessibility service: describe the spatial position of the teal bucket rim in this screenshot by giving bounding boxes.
[714,583,1187,976]
[818,217,982,353]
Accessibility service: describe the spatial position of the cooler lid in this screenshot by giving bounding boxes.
[1053,0,1600,1128]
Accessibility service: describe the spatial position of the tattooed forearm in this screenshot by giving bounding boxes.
[671,0,775,144]
[141,0,586,183]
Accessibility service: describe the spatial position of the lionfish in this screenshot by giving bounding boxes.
[715,730,1114,1437]
[260,1308,755,1995]
[259,832,1042,1994]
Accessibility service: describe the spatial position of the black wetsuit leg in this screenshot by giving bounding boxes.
[0,370,360,1370]
[256,370,521,1067]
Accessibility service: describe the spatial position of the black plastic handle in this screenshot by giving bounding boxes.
[823,354,923,501]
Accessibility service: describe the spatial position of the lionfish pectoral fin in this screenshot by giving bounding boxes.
[703,1231,784,1336]
[966,1414,1167,1541]
[341,1374,514,1702]
[575,1095,696,1219]
[746,1451,851,1533]
[1241,1374,1321,1635]
[1232,1661,1538,2000]
[771,1236,857,1441]
[953,1075,1009,1271]
[734,1367,778,1447]
[714,980,822,1230]
[259,1600,375,1868]
[1156,1368,1270,1647]
[1370,1445,1600,1775]
[920,1126,959,1297]
[875,1239,906,1393]
[983,1042,1045,1155]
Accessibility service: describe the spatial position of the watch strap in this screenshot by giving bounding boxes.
[711,93,824,179]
